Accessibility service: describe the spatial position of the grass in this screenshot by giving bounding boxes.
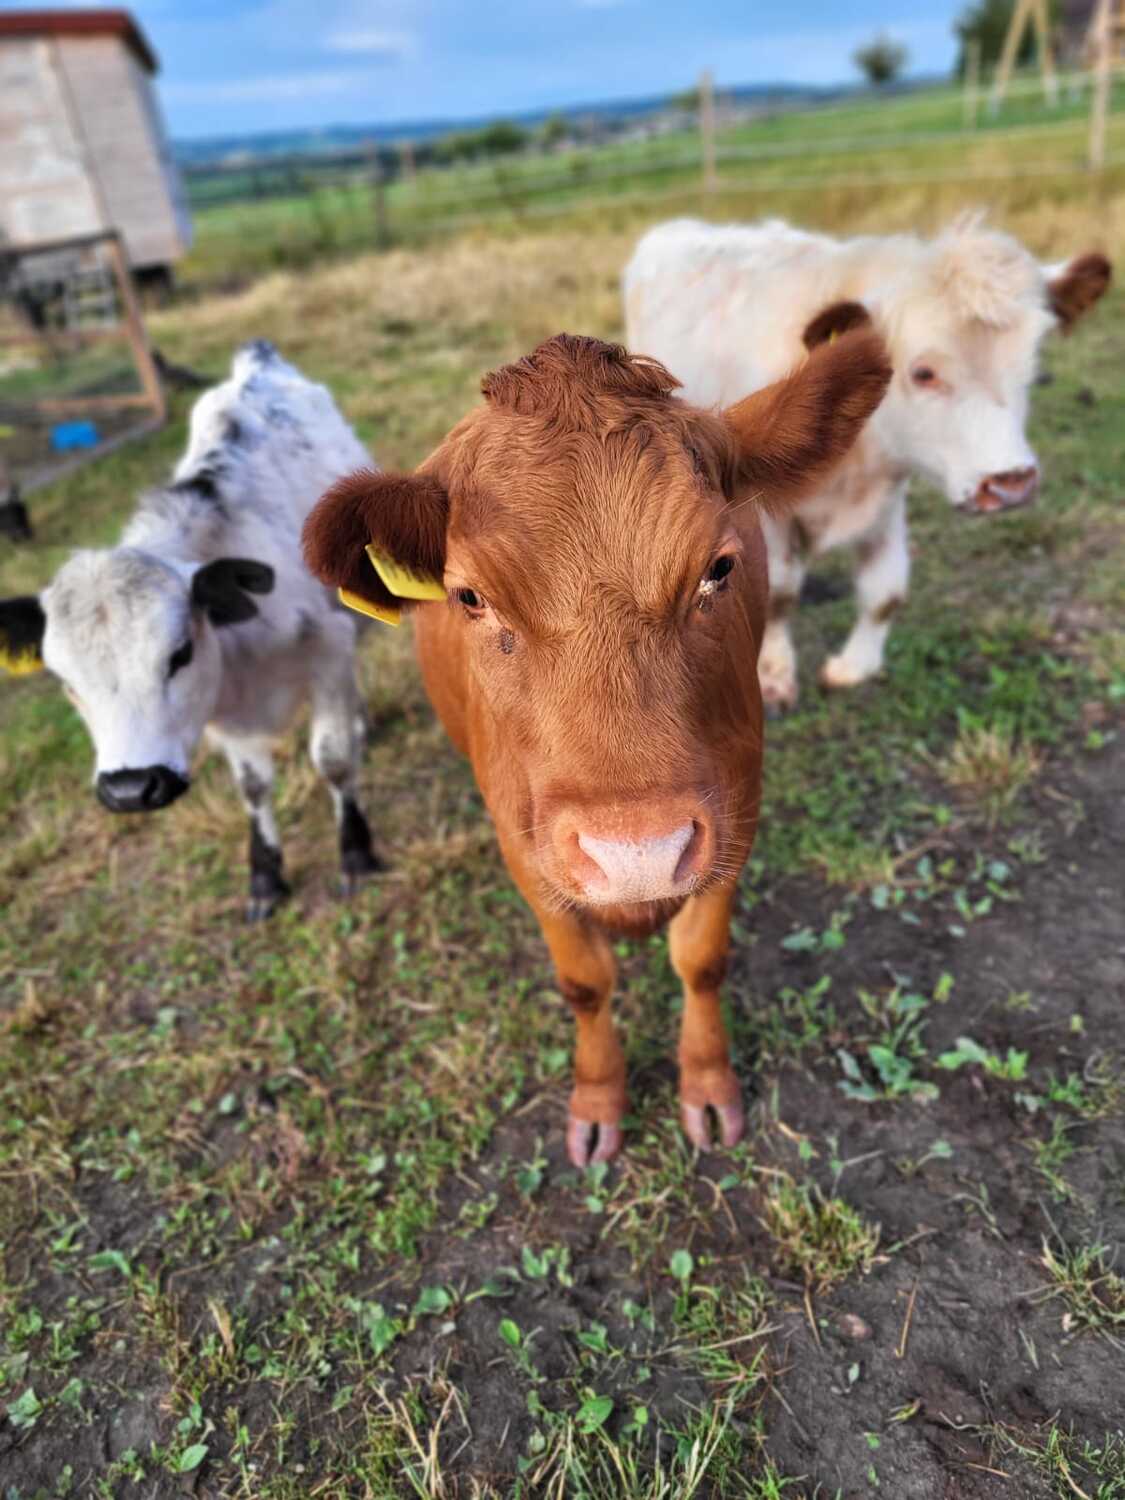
[939,720,1045,822]
[760,1176,881,1293]
[1,82,1125,1496]
[1037,1239,1125,1343]
[986,1424,1125,1498]
[175,70,1125,292]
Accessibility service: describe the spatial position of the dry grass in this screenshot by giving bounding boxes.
[760,1175,881,1293]
[940,723,1044,821]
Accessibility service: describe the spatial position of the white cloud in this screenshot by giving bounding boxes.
[325,28,412,57]
[165,70,372,103]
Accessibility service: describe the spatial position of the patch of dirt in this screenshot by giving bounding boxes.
[392,735,1125,1495]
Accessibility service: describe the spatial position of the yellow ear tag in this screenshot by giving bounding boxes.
[0,647,44,676]
[365,544,446,603]
[337,587,402,627]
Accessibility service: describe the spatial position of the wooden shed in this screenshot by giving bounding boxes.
[0,9,191,275]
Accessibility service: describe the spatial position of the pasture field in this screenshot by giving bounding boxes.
[2,212,1125,1494]
[177,74,1125,291]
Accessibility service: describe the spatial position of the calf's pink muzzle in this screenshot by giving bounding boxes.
[971,466,1039,514]
[551,798,714,906]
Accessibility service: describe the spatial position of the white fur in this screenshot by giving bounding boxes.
[38,342,375,894]
[624,216,1074,700]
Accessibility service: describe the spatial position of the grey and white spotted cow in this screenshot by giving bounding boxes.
[0,341,383,918]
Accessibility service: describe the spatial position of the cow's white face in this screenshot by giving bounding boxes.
[875,297,1052,512]
[38,549,273,811]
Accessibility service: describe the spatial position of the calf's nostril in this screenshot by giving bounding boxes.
[673,821,703,883]
[96,766,188,813]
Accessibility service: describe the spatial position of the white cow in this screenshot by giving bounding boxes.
[0,341,383,918]
[624,216,1110,707]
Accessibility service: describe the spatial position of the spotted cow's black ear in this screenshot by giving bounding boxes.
[191,558,275,628]
[0,595,46,674]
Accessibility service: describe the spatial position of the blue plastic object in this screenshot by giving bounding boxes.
[50,420,100,453]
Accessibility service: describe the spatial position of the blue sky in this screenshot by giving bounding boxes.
[37,1,962,139]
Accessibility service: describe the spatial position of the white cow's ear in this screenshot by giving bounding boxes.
[191,558,275,628]
[0,595,46,675]
[801,300,873,351]
[1045,253,1112,333]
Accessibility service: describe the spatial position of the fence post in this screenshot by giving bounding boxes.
[700,68,717,193]
[368,144,389,248]
[1089,0,1112,171]
[400,138,416,187]
[1033,0,1060,105]
[963,37,981,127]
[991,0,1032,113]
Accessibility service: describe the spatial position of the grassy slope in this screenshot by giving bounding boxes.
[179,76,1125,289]
[2,121,1125,1496]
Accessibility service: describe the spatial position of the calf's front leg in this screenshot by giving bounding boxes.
[820,490,910,690]
[308,643,384,893]
[214,732,291,921]
[538,906,626,1168]
[669,881,744,1150]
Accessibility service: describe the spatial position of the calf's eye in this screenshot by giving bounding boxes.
[168,640,194,678]
[455,587,485,616]
[912,365,937,386]
[697,554,735,610]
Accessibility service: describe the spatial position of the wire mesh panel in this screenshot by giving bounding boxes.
[0,229,164,493]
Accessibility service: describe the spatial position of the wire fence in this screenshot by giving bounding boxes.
[177,65,1125,289]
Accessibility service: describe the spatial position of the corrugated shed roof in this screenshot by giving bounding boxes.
[0,10,158,73]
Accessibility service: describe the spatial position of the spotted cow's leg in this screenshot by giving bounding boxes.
[758,511,807,714]
[669,880,743,1151]
[308,632,383,894]
[214,731,290,922]
[821,488,910,690]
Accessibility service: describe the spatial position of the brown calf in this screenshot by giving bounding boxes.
[303,332,891,1165]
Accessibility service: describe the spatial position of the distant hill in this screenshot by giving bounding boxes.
[172,81,846,166]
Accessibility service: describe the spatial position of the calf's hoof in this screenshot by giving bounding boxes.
[759,673,798,716]
[680,1069,745,1151]
[246,892,287,922]
[247,873,291,923]
[819,654,878,692]
[566,1114,623,1168]
[340,846,387,897]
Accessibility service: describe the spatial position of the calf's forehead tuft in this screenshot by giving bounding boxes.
[47,550,187,642]
[481,333,681,422]
[929,224,1044,329]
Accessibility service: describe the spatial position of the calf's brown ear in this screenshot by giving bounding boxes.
[302,468,450,612]
[1047,252,1111,333]
[801,300,872,350]
[724,327,892,509]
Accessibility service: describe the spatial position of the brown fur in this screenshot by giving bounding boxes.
[873,594,904,624]
[724,328,893,507]
[1048,252,1112,333]
[302,468,449,612]
[302,331,891,1160]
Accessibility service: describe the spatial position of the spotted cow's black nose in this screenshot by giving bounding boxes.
[96,766,189,813]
